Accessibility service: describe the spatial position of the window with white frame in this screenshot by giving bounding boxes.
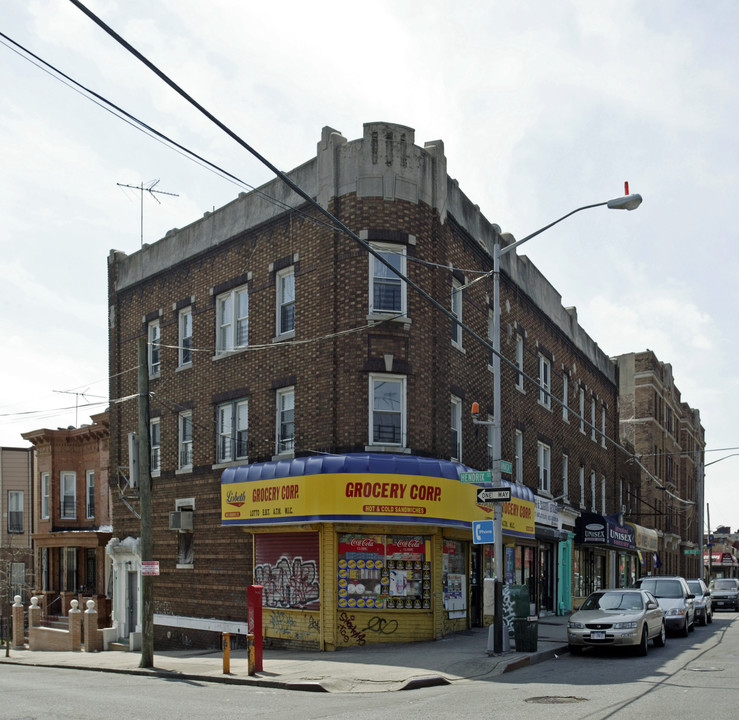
[8,491,23,533]
[175,498,195,568]
[538,354,551,408]
[601,475,606,514]
[579,387,585,433]
[41,472,50,519]
[179,411,193,469]
[369,243,406,316]
[451,278,463,347]
[562,372,569,421]
[537,442,551,493]
[619,478,623,510]
[217,399,249,463]
[150,418,161,474]
[86,470,95,519]
[369,374,406,447]
[516,334,524,390]
[61,471,76,519]
[591,397,596,441]
[11,562,25,601]
[590,471,596,511]
[450,396,462,462]
[579,464,585,506]
[627,482,632,514]
[562,454,569,500]
[601,407,607,448]
[179,307,193,366]
[276,387,295,455]
[148,319,161,376]
[276,267,295,336]
[515,429,523,484]
[216,285,248,354]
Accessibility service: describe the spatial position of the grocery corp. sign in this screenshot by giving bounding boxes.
[221,454,534,537]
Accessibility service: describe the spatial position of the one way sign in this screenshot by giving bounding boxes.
[476,487,512,503]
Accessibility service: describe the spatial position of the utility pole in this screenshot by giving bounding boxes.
[137,337,154,668]
[117,180,178,248]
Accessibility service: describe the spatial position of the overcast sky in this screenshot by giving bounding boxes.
[1,1,737,530]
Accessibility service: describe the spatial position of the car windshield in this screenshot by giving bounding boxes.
[711,579,737,590]
[638,579,683,598]
[581,592,643,612]
[687,582,703,594]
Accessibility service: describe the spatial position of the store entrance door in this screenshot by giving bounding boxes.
[539,544,555,614]
[471,545,482,626]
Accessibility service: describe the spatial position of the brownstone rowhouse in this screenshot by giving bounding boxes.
[107,122,688,651]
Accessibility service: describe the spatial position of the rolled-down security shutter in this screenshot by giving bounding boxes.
[254,532,320,610]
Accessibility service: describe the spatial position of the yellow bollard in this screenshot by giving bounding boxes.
[222,632,231,674]
[247,633,255,676]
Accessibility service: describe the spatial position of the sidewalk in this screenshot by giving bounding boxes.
[0,615,570,693]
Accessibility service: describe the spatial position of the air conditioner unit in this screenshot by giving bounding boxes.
[169,510,193,531]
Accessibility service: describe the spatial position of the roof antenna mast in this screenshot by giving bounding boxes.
[116,179,179,248]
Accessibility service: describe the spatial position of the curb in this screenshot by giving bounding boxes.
[502,645,570,673]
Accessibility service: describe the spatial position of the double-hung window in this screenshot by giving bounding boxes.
[150,418,161,473]
[148,320,161,376]
[515,429,523,484]
[369,244,406,316]
[591,398,597,441]
[179,308,193,366]
[61,471,76,519]
[590,471,596,511]
[179,411,193,469]
[601,407,607,448]
[562,373,569,421]
[579,465,585,506]
[8,491,23,533]
[538,354,551,408]
[276,268,295,336]
[516,334,524,390]
[537,442,551,493]
[216,285,248,353]
[450,396,462,462]
[579,387,585,433]
[369,374,406,447]
[276,388,295,455]
[41,472,50,519]
[86,470,95,519]
[217,399,249,463]
[562,454,569,500]
[451,279,463,348]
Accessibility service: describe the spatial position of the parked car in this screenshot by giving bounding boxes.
[708,577,739,611]
[633,576,695,636]
[568,588,666,656]
[687,578,712,625]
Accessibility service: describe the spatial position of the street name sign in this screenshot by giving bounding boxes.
[500,460,513,474]
[476,487,512,503]
[683,548,700,555]
[472,520,495,544]
[460,471,492,484]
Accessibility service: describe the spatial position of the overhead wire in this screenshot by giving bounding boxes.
[67,1,697,507]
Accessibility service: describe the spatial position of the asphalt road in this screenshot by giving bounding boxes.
[2,612,737,720]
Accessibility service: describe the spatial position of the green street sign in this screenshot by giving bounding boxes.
[460,471,492,484]
[683,548,700,555]
[500,460,513,474]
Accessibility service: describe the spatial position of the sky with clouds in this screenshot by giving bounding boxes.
[1,0,737,530]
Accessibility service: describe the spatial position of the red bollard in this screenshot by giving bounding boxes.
[247,585,263,672]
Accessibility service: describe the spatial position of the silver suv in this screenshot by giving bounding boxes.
[633,576,695,636]
[709,577,739,611]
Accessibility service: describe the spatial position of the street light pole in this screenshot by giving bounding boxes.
[489,191,642,653]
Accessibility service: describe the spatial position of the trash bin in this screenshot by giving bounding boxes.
[505,584,530,619]
[513,616,538,652]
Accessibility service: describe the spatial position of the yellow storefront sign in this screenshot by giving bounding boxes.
[222,472,534,538]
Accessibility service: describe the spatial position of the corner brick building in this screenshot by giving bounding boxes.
[107,122,684,650]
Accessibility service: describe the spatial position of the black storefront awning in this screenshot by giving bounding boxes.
[575,512,635,551]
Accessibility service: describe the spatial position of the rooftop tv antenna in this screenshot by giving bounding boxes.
[117,179,179,248]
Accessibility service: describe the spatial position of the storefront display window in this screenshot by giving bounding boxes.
[337,533,431,610]
[573,547,607,597]
[443,540,467,618]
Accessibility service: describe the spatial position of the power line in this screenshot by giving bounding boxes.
[69,0,696,508]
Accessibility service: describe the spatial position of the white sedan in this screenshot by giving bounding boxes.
[568,588,666,656]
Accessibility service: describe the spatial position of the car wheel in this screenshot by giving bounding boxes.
[681,617,689,637]
[568,645,583,656]
[653,621,666,648]
[707,610,713,624]
[688,614,695,632]
[637,627,649,656]
[699,609,707,626]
